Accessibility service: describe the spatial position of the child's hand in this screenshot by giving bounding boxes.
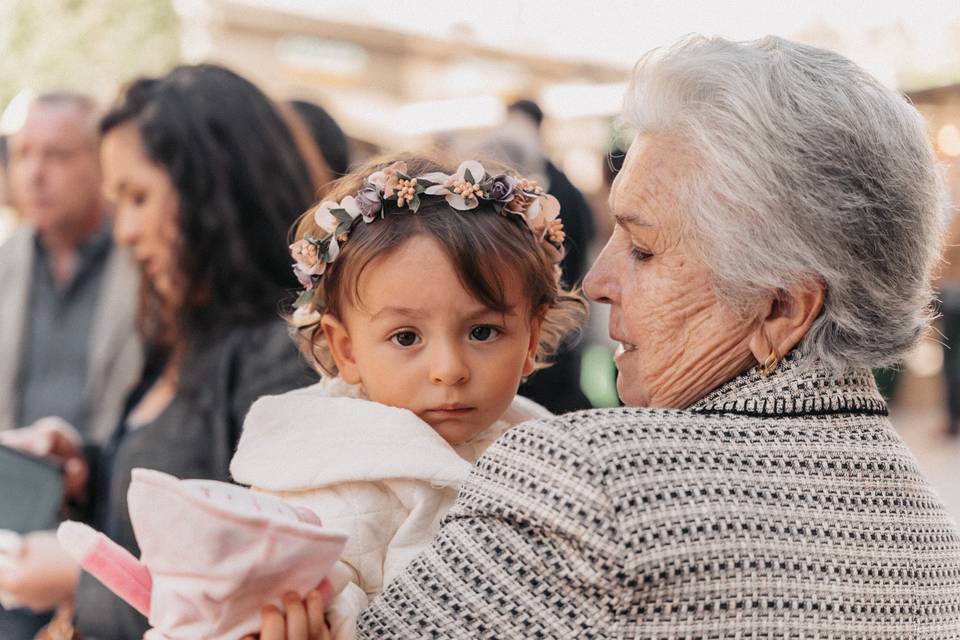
[242,584,332,640]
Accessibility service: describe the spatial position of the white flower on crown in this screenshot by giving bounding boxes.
[291,304,322,327]
[314,196,361,236]
[423,160,486,211]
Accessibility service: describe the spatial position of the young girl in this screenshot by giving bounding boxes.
[230,154,587,638]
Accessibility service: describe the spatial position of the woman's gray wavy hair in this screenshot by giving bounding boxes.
[621,35,948,370]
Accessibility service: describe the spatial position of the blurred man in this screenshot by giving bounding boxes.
[0,93,141,639]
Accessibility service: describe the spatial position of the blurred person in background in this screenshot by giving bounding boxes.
[0,135,18,241]
[0,93,141,640]
[506,99,596,287]
[289,99,351,179]
[0,65,317,640]
[277,100,335,199]
[478,98,595,413]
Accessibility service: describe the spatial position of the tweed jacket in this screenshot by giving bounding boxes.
[0,226,142,443]
[358,354,960,639]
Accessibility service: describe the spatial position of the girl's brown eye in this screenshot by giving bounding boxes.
[391,331,419,347]
[469,326,501,342]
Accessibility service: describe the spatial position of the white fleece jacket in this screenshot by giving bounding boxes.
[229,378,552,639]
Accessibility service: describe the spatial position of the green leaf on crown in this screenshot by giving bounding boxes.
[408,195,421,212]
[464,168,475,184]
[331,208,354,224]
[294,289,314,308]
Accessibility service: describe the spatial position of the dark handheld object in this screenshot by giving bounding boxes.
[0,444,63,534]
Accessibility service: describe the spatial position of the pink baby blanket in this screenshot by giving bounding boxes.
[58,468,347,640]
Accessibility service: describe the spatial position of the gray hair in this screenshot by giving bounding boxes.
[620,35,948,371]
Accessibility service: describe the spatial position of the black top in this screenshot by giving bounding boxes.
[518,161,595,414]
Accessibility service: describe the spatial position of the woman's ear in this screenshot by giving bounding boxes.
[321,314,361,384]
[748,280,826,364]
[522,311,546,377]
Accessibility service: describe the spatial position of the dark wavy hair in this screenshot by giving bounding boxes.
[100,64,315,352]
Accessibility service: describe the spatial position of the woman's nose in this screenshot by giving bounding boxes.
[583,240,619,305]
[429,342,470,386]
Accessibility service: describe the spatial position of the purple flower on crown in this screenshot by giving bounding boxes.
[487,174,517,203]
[290,239,325,289]
[356,186,382,222]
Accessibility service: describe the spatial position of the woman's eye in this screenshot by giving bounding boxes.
[469,326,501,342]
[390,331,420,347]
[630,246,652,262]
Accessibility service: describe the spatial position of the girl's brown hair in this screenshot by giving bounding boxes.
[288,153,587,377]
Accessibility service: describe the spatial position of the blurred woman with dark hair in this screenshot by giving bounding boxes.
[0,64,316,640]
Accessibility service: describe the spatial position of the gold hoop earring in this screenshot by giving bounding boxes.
[760,348,780,378]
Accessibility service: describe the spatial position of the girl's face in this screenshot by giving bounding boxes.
[322,235,542,446]
[101,121,181,304]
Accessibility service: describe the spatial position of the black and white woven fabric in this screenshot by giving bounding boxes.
[357,355,960,638]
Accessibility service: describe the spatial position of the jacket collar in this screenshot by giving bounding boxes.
[688,351,888,417]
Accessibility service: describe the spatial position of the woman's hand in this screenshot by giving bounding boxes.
[0,530,81,611]
[241,588,331,640]
[0,417,89,499]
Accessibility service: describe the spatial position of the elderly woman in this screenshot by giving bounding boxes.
[260,35,960,638]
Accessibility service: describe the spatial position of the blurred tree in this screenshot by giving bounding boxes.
[0,0,180,109]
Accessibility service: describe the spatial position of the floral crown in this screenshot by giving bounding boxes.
[289,160,565,325]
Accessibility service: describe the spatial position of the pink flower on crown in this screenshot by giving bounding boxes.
[504,191,532,216]
[290,239,325,288]
[545,218,565,245]
[524,194,562,240]
[291,239,319,267]
[367,161,408,200]
[423,161,485,211]
[516,178,544,195]
[395,178,418,208]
